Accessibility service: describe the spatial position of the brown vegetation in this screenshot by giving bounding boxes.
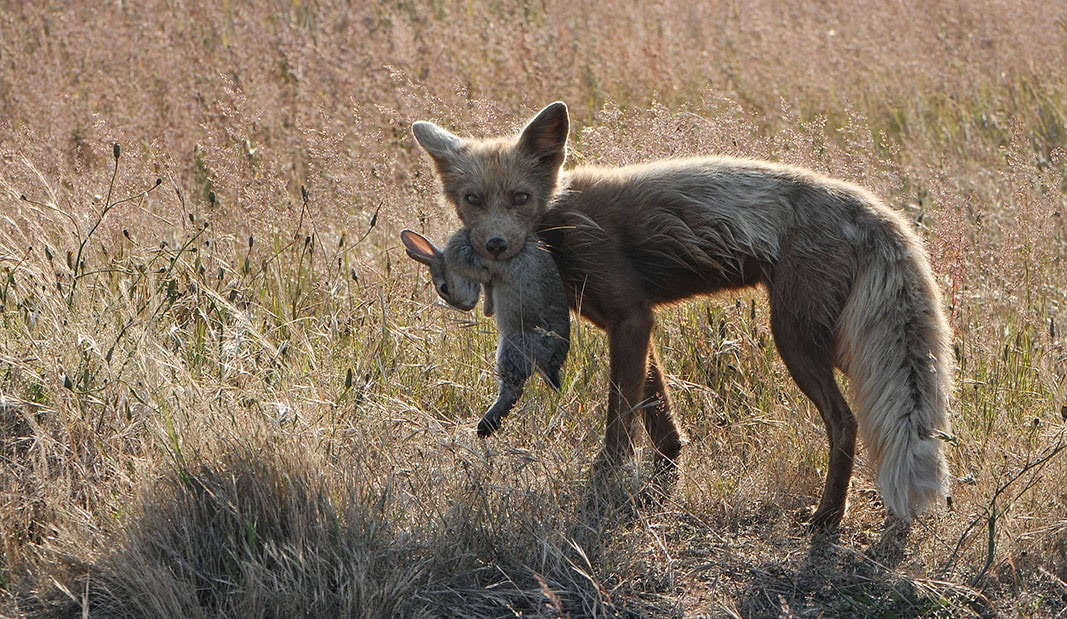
[1,1,1065,616]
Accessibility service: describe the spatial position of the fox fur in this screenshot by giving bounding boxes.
[410,102,953,528]
[400,228,570,437]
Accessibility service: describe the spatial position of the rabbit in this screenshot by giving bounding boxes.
[400,228,570,436]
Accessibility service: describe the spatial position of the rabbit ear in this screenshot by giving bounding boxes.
[400,230,442,266]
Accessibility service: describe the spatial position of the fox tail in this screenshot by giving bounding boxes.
[837,225,954,520]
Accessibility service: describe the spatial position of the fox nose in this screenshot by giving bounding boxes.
[485,237,508,257]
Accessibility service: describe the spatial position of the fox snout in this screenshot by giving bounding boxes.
[485,236,509,257]
[467,222,527,261]
[471,229,524,261]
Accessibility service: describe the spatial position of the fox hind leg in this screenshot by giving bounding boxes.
[769,305,857,530]
[642,344,684,466]
[640,344,685,499]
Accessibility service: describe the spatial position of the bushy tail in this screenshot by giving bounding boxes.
[837,226,954,520]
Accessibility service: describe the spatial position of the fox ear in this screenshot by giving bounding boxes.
[400,229,442,266]
[411,121,462,161]
[518,101,569,163]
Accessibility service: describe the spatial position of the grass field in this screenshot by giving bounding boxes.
[1,1,1066,616]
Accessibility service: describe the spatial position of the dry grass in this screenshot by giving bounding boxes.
[1,1,1066,617]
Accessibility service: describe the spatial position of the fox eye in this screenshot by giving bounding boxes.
[513,192,529,205]
[464,194,482,206]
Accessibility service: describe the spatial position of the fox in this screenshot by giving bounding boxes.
[400,227,570,437]
[410,102,954,529]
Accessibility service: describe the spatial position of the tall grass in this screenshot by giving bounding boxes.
[1,1,1065,616]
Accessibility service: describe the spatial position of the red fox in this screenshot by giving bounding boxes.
[400,228,570,437]
[410,102,953,528]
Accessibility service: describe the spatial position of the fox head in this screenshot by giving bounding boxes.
[411,102,569,261]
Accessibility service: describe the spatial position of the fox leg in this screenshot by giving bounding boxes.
[603,308,654,462]
[642,343,684,467]
[769,306,857,529]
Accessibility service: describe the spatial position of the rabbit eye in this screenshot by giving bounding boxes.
[464,194,482,206]
[437,282,449,297]
[513,192,529,205]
